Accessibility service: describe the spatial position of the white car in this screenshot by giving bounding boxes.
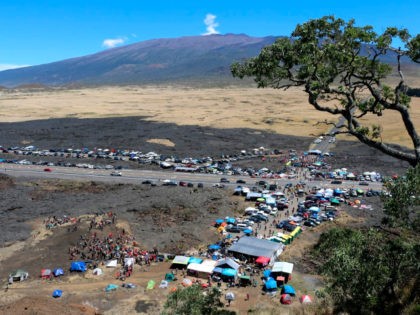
[110,171,122,176]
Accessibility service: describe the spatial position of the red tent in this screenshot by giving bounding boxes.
[41,269,52,279]
[255,256,270,266]
[280,293,292,305]
[300,294,313,304]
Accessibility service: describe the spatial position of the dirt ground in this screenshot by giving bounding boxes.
[0,86,416,314]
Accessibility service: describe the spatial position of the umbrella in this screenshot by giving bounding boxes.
[225,292,235,301]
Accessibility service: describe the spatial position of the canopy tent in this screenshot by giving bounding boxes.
[272,262,294,274]
[225,292,236,301]
[106,260,118,268]
[93,268,103,276]
[165,273,175,281]
[280,293,292,305]
[256,256,271,266]
[265,277,278,290]
[171,255,190,267]
[52,290,63,298]
[53,268,64,277]
[70,261,86,272]
[300,294,313,304]
[225,217,236,224]
[187,262,215,275]
[281,284,296,296]
[188,257,203,264]
[216,258,240,270]
[212,267,223,274]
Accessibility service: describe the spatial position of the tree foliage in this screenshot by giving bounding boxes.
[313,227,420,314]
[231,16,420,166]
[382,164,420,231]
[162,285,235,315]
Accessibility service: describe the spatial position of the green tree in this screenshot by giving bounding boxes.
[382,164,420,231]
[231,16,420,166]
[162,285,236,315]
[313,227,420,314]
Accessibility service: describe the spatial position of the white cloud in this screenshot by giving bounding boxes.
[102,37,126,49]
[202,13,220,35]
[0,64,30,71]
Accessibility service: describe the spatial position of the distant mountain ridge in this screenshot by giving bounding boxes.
[0,34,278,87]
[0,33,418,88]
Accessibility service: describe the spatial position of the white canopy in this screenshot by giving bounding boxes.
[172,255,190,265]
[187,262,215,274]
[93,268,103,275]
[272,261,294,274]
[106,259,118,268]
[124,257,135,267]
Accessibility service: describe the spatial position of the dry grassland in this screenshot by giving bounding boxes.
[0,85,419,148]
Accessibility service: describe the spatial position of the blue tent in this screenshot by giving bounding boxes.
[263,270,271,278]
[70,261,87,272]
[105,284,118,292]
[265,278,277,290]
[188,257,203,264]
[281,284,296,296]
[226,217,236,224]
[52,290,62,298]
[221,268,237,277]
[53,268,64,277]
[243,229,252,235]
[208,244,221,250]
[215,219,224,224]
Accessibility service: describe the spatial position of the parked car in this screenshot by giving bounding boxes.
[220,178,230,183]
[236,179,246,184]
[331,180,342,185]
[43,167,52,172]
[162,180,177,186]
[110,171,122,176]
[359,181,369,186]
[226,225,241,233]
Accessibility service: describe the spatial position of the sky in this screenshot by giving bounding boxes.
[0,0,419,70]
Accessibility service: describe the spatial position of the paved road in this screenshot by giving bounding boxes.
[1,164,383,191]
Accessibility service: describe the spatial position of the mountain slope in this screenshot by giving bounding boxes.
[0,34,278,87]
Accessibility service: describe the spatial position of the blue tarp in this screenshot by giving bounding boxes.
[208,244,221,250]
[53,268,64,277]
[221,268,237,277]
[263,270,271,278]
[215,219,224,224]
[213,267,223,274]
[52,290,62,298]
[281,284,296,296]
[265,278,277,290]
[243,229,252,235]
[188,257,203,264]
[70,261,87,272]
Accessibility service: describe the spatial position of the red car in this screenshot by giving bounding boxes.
[43,168,52,172]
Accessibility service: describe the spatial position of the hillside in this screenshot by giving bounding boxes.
[0,34,277,87]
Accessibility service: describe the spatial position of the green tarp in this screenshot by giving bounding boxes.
[146,280,156,290]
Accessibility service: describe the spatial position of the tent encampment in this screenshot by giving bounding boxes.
[265,278,278,291]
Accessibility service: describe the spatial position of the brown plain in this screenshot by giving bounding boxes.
[1,85,419,148]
